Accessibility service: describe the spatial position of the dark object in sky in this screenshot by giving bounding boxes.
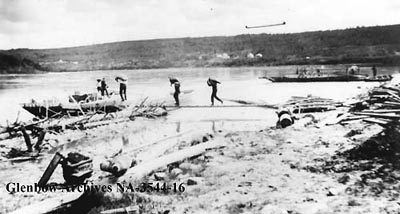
[245,21,286,29]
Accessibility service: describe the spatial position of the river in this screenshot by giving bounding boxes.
[0,65,399,130]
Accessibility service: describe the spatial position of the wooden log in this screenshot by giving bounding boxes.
[341,115,370,121]
[353,112,400,119]
[387,91,400,101]
[119,140,226,182]
[382,86,400,93]
[339,119,364,124]
[0,127,8,135]
[34,131,46,151]
[20,126,32,152]
[69,95,86,116]
[83,118,130,129]
[37,152,63,187]
[363,118,389,125]
[362,109,400,113]
[384,101,400,106]
[5,155,42,162]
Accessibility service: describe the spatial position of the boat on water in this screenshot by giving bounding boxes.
[261,74,392,83]
[261,65,393,83]
[363,75,393,82]
[21,92,125,118]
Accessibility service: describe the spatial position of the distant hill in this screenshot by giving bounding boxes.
[0,53,45,74]
[1,24,400,73]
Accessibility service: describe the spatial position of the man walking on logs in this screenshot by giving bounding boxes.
[115,76,128,101]
[169,77,180,106]
[207,78,223,106]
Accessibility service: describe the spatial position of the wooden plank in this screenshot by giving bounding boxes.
[83,118,130,129]
[68,95,86,116]
[120,140,226,182]
[341,115,370,121]
[363,118,389,125]
[37,152,63,187]
[362,109,400,113]
[353,112,400,119]
[384,101,400,106]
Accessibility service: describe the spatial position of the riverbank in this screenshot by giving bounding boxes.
[2,107,400,213]
[85,112,400,214]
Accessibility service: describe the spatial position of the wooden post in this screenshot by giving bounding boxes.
[37,152,63,187]
[45,100,49,119]
[20,126,32,152]
[34,131,46,151]
[69,95,86,116]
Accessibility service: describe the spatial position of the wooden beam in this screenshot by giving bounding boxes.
[119,140,226,182]
[353,112,400,119]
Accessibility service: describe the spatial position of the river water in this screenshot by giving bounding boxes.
[1,65,399,130]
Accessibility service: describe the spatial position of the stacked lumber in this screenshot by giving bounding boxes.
[283,95,343,114]
[335,84,400,125]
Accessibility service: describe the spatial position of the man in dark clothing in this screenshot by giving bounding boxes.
[101,78,109,97]
[115,76,127,101]
[372,65,377,78]
[169,77,180,106]
[96,79,102,93]
[207,78,223,106]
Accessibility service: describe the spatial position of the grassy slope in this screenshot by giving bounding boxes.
[2,24,400,72]
[0,53,45,74]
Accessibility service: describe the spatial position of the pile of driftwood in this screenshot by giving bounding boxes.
[331,84,400,125]
[283,95,343,114]
[10,131,225,214]
[0,100,168,161]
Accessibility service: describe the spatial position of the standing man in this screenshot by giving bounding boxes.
[372,65,377,78]
[96,79,102,94]
[169,77,180,106]
[207,78,223,106]
[115,76,128,101]
[101,78,109,97]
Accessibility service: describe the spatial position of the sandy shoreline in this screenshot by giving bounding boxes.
[1,105,400,213]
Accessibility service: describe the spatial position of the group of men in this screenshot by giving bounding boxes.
[97,76,223,106]
[169,77,223,107]
[96,76,128,101]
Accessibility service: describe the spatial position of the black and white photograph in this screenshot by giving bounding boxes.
[1,0,400,213]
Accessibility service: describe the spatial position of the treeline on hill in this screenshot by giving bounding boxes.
[2,24,400,73]
[0,53,45,74]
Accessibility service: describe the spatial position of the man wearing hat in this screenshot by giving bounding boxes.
[207,78,223,106]
[169,77,180,106]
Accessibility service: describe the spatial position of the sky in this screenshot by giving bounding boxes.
[0,0,399,49]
